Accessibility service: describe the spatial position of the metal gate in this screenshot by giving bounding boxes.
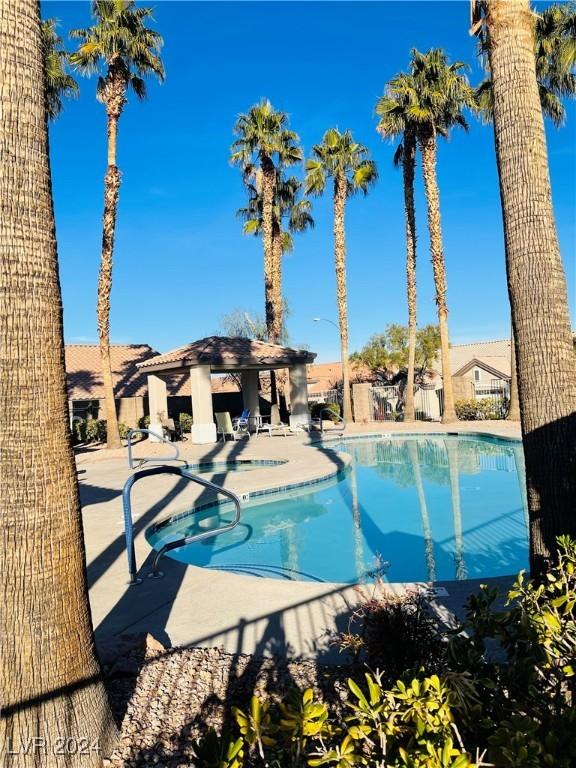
[369,385,442,421]
[369,386,401,421]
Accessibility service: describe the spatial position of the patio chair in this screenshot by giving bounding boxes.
[256,406,289,438]
[215,411,250,442]
[232,409,250,431]
[161,417,181,442]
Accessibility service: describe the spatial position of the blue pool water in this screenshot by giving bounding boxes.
[147,435,529,584]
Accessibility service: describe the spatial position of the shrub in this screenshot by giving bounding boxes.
[72,417,130,444]
[179,412,192,433]
[310,401,341,423]
[455,398,504,421]
[334,586,446,686]
[192,537,576,767]
[138,414,150,430]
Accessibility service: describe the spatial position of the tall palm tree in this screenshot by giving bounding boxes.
[376,73,419,422]
[238,174,314,343]
[231,100,302,345]
[404,49,477,423]
[476,2,576,126]
[472,0,576,577]
[0,1,116,759]
[475,3,575,423]
[305,128,377,422]
[70,1,164,449]
[41,18,79,120]
[507,332,520,421]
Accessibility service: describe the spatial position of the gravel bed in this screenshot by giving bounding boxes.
[103,634,351,768]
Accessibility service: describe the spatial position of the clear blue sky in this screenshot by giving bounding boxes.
[46,1,575,362]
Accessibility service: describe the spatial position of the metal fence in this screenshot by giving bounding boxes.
[308,389,340,405]
[369,385,443,422]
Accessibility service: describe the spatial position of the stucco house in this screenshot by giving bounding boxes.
[448,339,511,400]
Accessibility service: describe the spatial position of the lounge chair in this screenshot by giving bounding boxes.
[232,409,250,431]
[256,405,289,437]
[215,411,250,442]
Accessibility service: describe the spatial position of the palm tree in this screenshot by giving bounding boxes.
[402,49,476,423]
[475,3,575,424]
[231,100,302,345]
[41,18,79,120]
[0,0,116,758]
[70,1,164,449]
[376,73,419,422]
[472,0,576,577]
[507,332,520,421]
[305,128,377,422]
[476,2,576,126]
[238,174,314,344]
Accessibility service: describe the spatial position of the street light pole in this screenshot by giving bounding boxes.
[312,317,349,418]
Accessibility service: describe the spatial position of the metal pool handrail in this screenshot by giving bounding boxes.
[122,465,242,584]
[318,407,346,435]
[126,428,180,469]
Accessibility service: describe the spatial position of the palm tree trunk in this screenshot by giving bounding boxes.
[271,221,283,344]
[97,106,122,449]
[419,129,457,423]
[403,131,418,422]
[261,158,276,342]
[0,2,117,763]
[507,329,520,420]
[333,174,353,422]
[261,159,278,406]
[485,0,576,577]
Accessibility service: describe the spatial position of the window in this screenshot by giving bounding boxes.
[474,368,480,382]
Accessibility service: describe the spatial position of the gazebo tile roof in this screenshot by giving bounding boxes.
[136,336,316,371]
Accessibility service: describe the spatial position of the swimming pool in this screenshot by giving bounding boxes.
[147,434,529,584]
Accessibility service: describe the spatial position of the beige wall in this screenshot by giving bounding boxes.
[452,376,475,400]
[352,382,373,422]
[117,396,145,428]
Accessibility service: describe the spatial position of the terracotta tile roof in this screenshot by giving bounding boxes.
[307,361,373,392]
[65,344,190,400]
[137,336,316,372]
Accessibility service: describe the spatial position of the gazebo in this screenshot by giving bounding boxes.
[136,336,317,444]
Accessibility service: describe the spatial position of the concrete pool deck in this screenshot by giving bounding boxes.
[78,421,522,662]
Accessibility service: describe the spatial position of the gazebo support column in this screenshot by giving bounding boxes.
[190,364,216,444]
[289,364,310,429]
[148,374,167,442]
[241,371,260,431]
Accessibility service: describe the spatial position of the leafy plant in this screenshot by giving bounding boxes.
[192,728,244,768]
[72,417,129,444]
[334,587,446,686]
[454,399,504,421]
[311,402,341,423]
[138,414,150,430]
[179,412,192,433]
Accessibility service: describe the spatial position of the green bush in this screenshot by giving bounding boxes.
[310,401,341,423]
[192,537,576,767]
[455,398,504,421]
[335,588,446,687]
[72,417,130,444]
[179,412,192,432]
[138,414,150,430]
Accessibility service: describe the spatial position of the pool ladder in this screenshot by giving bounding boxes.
[122,465,242,584]
[317,407,346,435]
[126,428,181,469]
